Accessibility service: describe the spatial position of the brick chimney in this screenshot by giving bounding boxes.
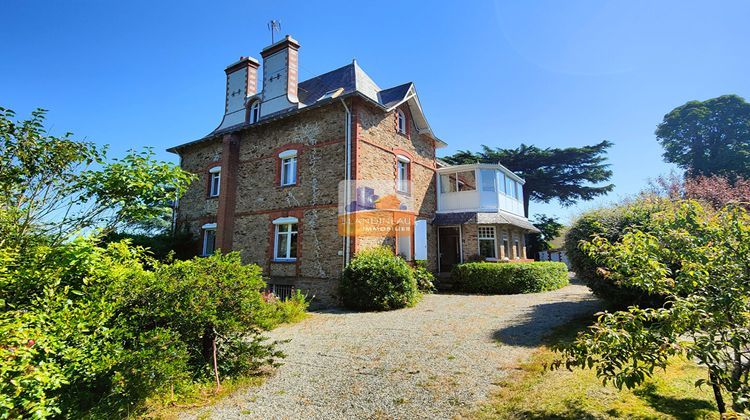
[217,56,259,130]
[259,35,300,117]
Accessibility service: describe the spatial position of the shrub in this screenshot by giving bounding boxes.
[564,198,666,307]
[0,241,287,418]
[340,247,420,311]
[262,289,310,329]
[413,260,436,293]
[452,261,569,294]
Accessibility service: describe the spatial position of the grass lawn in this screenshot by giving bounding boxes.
[474,318,721,419]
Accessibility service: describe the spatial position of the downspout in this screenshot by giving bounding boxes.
[340,98,352,267]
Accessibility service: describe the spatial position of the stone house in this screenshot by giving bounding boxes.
[169,35,538,306]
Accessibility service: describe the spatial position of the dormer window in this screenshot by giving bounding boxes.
[279,150,298,186]
[208,166,221,197]
[396,109,407,134]
[249,101,260,123]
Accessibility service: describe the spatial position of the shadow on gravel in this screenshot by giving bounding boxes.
[492,299,602,347]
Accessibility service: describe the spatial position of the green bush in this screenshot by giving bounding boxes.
[0,240,287,418]
[414,260,436,293]
[340,247,420,311]
[262,289,310,329]
[452,261,569,294]
[564,198,666,307]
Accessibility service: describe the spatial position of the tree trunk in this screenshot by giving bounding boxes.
[710,372,726,414]
[212,333,221,392]
[523,190,531,218]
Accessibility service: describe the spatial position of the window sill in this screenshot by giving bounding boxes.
[271,259,297,264]
[206,195,219,200]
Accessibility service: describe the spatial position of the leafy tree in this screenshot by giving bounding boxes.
[442,141,614,216]
[526,214,563,259]
[0,107,194,246]
[649,172,750,210]
[656,94,750,179]
[556,199,750,415]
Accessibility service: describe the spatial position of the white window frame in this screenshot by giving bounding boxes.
[396,222,413,261]
[273,217,298,261]
[279,150,298,187]
[477,226,497,260]
[201,223,217,256]
[249,101,260,123]
[208,166,221,197]
[396,109,407,134]
[396,155,410,193]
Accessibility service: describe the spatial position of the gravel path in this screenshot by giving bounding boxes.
[184,281,601,419]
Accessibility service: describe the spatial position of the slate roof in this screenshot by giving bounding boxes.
[432,211,540,233]
[168,60,428,153]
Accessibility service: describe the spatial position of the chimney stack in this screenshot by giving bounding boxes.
[259,35,300,118]
[217,56,260,130]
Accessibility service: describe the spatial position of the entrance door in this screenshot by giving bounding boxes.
[438,226,461,272]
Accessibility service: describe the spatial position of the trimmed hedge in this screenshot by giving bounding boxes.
[340,247,420,311]
[452,261,569,294]
[564,198,666,308]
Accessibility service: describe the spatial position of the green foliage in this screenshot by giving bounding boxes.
[0,107,195,246]
[101,226,197,261]
[0,243,286,418]
[526,214,564,258]
[564,198,666,307]
[656,94,750,179]
[262,290,310,329]
[452,262,569,294]
[340,247,420,311]
[556,199,750,415]
[413,260,436,293]
[0,106,293,418]
[442,141,614,216]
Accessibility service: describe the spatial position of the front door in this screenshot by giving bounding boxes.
[438,226,461,272]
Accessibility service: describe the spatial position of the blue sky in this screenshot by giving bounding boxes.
[2,0,748,223]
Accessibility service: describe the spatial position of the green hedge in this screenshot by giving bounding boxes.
[452,262,569,294]
[564,198,666,308]
[340,247,420,311]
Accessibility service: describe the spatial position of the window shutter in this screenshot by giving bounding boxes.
[414,219,427,260]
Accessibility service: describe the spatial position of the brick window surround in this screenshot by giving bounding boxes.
[393,148,414,196]
[206,163,222,199]
[274,145,302,187]
[394,107,411,139]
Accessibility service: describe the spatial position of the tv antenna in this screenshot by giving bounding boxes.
[268,20,281,43]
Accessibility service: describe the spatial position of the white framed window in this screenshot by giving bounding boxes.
[273,217,298,261]
[396,109,407,134]
[481,169,496,192]
[279,150,298,186]
[202,223,217,256]
[478,226,497,259]
[249,101,260,123]
[396,225,412,261]
[209,166,221,197]
[440,170,477,193]
[397,155,410,193]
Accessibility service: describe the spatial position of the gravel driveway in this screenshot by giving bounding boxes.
[184,281,601,419]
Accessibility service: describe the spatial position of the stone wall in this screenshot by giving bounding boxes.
[175,98,441,306]
[353,101,439,271]
[459,224,527,262]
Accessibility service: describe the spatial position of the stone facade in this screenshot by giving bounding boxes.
[354,101,439,271]
[459,224,527,263]
[175,97,439,306]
